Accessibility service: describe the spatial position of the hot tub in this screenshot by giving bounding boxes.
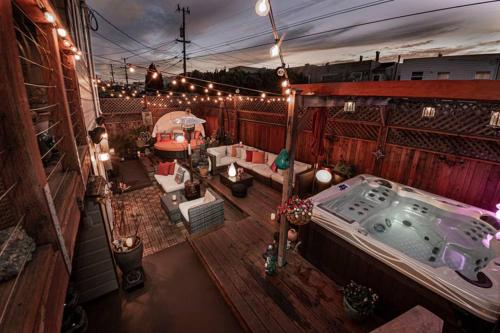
[311,174,500,323]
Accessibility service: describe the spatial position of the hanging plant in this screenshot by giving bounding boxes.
[277,196,313,225]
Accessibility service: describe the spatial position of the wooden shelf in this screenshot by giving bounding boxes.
[0,244,59,332]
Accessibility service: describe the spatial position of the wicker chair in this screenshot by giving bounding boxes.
[179,189,224,234]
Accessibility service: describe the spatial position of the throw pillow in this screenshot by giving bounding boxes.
[271,161,278,173]
[167,162,175,175]
[156,134,162,143]
[174,167,185,184]
[203,190,216,203]
[157,162,170,176]
[252,151,265,164]
[245,150,254,162]
[231,145,237,157]
[160,132,169,142]
[236,147,243,158]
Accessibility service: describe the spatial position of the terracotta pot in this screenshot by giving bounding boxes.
[199,165,209,177]
[288,228,298,242]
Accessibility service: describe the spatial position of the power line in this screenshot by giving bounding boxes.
[88,6,156,50]
[189,1,500,60]
[188,0,393,57]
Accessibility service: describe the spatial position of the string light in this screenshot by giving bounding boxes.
[281,80,289,88]
[63,40,71,47]
[255,0,270,16]
[270,44,280,58]
[128,66,135,73]
[43,10,55,23]
[285,88,291,95]
[71,46,77,53]
[204,88,209,93]
[172,80,177,85]
[152,72,158,79]
[56,28,67,38]
[261,92,266,98]
[190,84,195,90]
[181,77,186,83]
[217,91,221,96]
[208,83,214,89]
[74,54,81,61]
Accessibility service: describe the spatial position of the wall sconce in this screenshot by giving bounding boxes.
[489,111,500,128]
[98,152,110,161]
[422,106,436,119]
[88,127,106,144]
[343,100,356,113]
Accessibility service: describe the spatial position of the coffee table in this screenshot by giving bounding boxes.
[160,190,187,224]
[219,171,253,189]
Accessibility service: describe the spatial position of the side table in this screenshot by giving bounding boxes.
[160,190,186,224]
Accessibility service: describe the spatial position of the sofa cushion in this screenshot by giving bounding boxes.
[271,172,283,184]
[179,197,205,222]
[236,159,255,170]
[293,163,309,175]
[154,174,186,193]
[174,168,185,184]
[252,164,274,178]
[203,190,216,203]
[220,156,237,166]
[230,145,238,157]
[266,152,277,166]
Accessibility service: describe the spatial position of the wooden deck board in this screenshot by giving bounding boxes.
[191,213,382,332]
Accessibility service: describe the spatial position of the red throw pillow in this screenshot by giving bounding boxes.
[157,162,169,176]
[194,131,201,139]
[271,161,277,172]
[252,151,265,164]
[168,162,175,175]
[156,134,162,143]
[245,150,253,162]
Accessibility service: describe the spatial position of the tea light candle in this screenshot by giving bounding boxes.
[270,213,276,220]
[172,194,177,201]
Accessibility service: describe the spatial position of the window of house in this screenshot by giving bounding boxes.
[373,74,381,81]
[411,72,424,80]
[475,71,491,80]
[437,72,450,80]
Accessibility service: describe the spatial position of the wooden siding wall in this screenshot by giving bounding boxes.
[100,97,500,211]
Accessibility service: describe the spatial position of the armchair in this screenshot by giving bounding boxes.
[179,189,224,234]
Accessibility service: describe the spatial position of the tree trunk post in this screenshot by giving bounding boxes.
[278,90,301,267]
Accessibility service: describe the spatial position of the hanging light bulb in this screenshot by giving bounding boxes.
[77,50,82,56]
[181,77,186,83]
[71,46,77,53]
[169,92,173,96]
[281,80,289,88]
[74,54,81,61]
[128,66,135,73]
[172,79,177,85]
[43,10,56,23]
[261,92,266,98]
[56,28,67,38]
[255,0,270,16]
[217,91,221,96]
[152,72,158,79]
[63,40,71,47]
[190,84,195,90]
[204,88,209,93]
[270,44,280,58]
[208,83,214,89]
[285,88,291,95]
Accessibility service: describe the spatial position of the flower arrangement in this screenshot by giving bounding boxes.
[277,196,313,225]
[342,281,379,318]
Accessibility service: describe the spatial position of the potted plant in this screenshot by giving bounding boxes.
[277,196,313,226]
[112,203,143,274]
[342,281,379,321]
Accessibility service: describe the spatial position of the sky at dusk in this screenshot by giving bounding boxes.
[88,0,500,81]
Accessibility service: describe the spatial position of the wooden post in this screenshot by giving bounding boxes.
[278,90,300,267]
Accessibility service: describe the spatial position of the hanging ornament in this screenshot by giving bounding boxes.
[276,67,285,77]
[275,149,290,170]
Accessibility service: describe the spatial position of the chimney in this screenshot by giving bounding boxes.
[359,55,363,62]
[375,51,380,62]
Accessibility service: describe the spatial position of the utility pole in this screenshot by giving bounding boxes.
[110,64,115,84]
[176,4,190,76]
[123,58,129,87]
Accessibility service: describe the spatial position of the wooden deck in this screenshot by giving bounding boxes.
[112,185,187,257]
[190,175,382,332]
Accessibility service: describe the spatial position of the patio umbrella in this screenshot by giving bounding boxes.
[310,108,327,161]
[171,112,206,155]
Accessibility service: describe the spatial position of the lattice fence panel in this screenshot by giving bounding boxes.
[329,105,382,123]
[328,121,379,141]
[387,128,500,163]
[238,110,286,125]
[389,99,500,138]
[100,97,144,113]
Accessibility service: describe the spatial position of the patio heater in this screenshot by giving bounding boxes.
[171,109,206,173]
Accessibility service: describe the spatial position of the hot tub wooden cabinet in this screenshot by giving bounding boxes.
[302,222,495,333]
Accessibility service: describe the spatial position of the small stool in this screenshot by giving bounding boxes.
[232,183,247,197]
